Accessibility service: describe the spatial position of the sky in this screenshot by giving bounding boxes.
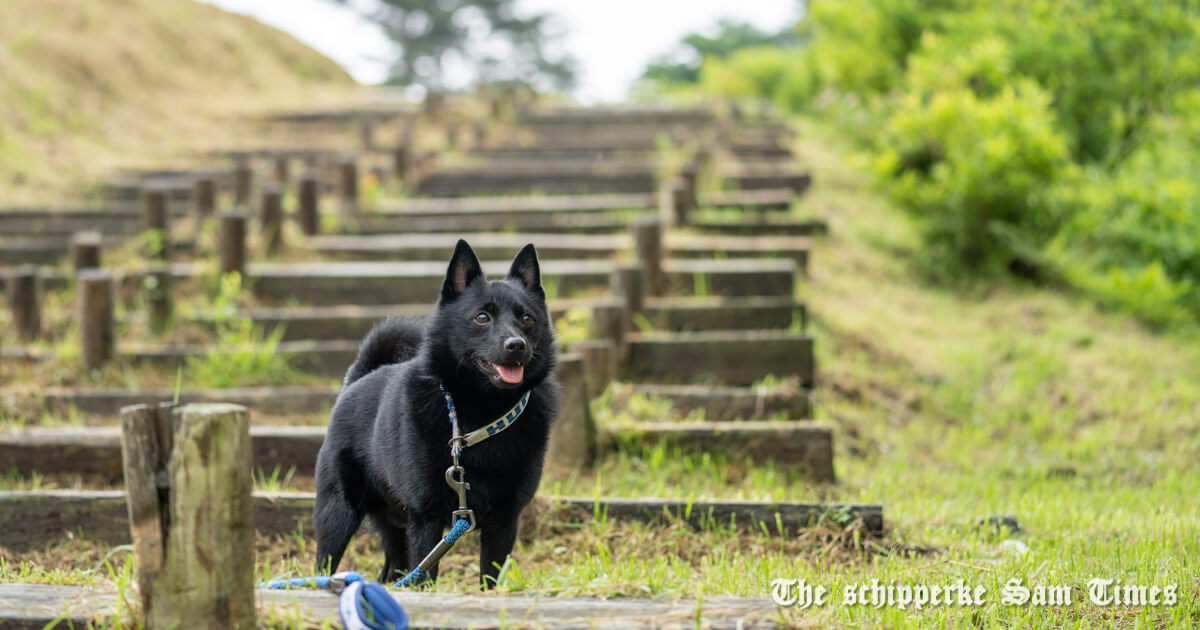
[197,0,800,102]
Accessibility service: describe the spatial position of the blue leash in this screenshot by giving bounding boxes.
[260,386,529,627]
[261,571,408,630]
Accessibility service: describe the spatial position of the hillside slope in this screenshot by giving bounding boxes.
[0,0,355,203]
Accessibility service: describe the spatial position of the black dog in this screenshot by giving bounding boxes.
[313,240,560,588]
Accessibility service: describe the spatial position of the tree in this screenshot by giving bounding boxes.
[640,19,803,87]
[333,0,576,91]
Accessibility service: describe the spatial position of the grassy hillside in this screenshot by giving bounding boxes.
[0,0,355,204]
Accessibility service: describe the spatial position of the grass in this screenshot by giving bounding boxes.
[2,120,1199,628]
[0,0,354,204]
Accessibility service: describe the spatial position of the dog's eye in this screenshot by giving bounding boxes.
[474,312,491,324]
[521,314,535,328]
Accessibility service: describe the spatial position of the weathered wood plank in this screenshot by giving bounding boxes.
[692,218,829,237]
[314,232,809,270]
[615,421,834,482]
[640,296,804,332]
[0,584,780,630]
[315,232,625,261]
[7,385,341,418]
[610,383,812,420]
[377,192,656,214]
[0,491,313,552]
[0,491,882,552]
[626,331,814,387]
[416,169,658,197]
[249,258,794,305]
[2,418,823,480]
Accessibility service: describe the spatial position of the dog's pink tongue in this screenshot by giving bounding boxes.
[495,364,524,384]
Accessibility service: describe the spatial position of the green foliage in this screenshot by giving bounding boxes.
[1046,144,1200,325]
[664,0,1200,324]
[183,272,296,389]
[333,0,575,90]
[875,37,1070,274]
[698,47,818,112]
[638,19,803,93]
[553,307,590,348]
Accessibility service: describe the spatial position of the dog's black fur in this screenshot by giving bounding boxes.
[313,240,559,588]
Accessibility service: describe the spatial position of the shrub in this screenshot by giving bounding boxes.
[875,35,1069,275]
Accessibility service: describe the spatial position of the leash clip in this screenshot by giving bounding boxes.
[327,570,359,595]
[445,465,476,533]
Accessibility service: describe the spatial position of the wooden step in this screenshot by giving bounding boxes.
[692,218,828,237]
[626,331,814,387]
[0,490,883,551]
[250,258,795,305]
[610,383,812,420]
[2,257,795,303]
[640,296,804,332]
[0,419,832,481]
[316,232,625,261]
[6,386,341,419]
[614,421,834,481]
[0,584,780,630]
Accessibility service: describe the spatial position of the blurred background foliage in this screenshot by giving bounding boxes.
[640,0,1200,327]
[329,0,576,91]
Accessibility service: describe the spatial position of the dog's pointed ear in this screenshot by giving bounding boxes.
[441,240,484,302]
[507,244,544,299]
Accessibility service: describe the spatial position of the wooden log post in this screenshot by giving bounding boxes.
[145,265,173,334]
[573,339,616,395]
[360,119,375,151]
[272,156,290,187]
[120,402,255,630]
[219,211,247,278]
[78,269,115,370]
[611,264,645,318]
[338,155,359,215]
[679,163,699,224]
[5,267,42,341]
[259,185,284,256]
[141,187,171,261]
[590,300,628,369]
[71,231,103,273]
[297,173,320,237]
[424,90,445,121]
[660,177,692,227]
[193,177,217,220]
[632,216,666,297]
[233,160,252,205]
[392,144,409,183]
[548,355,596,471]
[471,122,486,148]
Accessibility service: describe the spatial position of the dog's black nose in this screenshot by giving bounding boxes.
[504,337,527,353]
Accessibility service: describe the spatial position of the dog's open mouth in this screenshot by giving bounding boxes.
[478,357,524,384]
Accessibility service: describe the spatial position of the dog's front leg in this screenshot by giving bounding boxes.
[479,516,520,589]
[405,515,444,584]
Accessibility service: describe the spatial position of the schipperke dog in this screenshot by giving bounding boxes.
[313,240,560,588]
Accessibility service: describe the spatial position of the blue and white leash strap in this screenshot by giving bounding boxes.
[391,517,473,588]
[261,571,408,630]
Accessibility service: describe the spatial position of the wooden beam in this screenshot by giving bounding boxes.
[0,584,780,630]
[0,491,882,551]
[613,421,834,482]
[610,383,812,421]
[626,331,814,387]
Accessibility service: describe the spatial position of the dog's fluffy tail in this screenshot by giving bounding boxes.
[343,316,425,386]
